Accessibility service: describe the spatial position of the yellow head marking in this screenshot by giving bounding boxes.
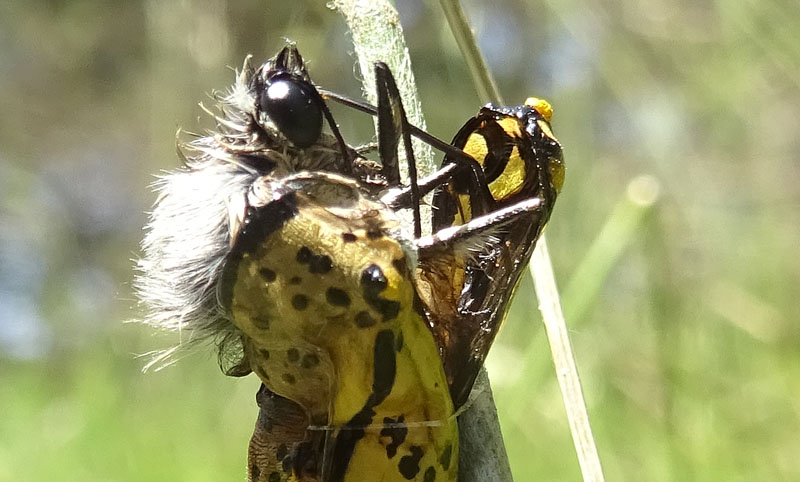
[525,96,553,123]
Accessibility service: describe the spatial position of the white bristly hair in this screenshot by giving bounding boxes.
[134,54,344,372]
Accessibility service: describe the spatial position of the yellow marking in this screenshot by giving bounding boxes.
[525,96,553,122]
[537,119,559,144]
[497,116,522,137]
[488,145,525,201]
[549,156,565,193]
[460,117,527,212]
[461,133,488,167]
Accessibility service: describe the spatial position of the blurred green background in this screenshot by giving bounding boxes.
[1,1,798,480]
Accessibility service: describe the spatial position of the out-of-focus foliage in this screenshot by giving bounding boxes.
[1,0,798,480]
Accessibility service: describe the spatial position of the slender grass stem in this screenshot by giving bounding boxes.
[439,0,503,104]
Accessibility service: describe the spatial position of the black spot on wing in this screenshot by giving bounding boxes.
[329,404,372,481]
[370,330,397,402]
[291,294,308,311]
[380,415,407,459]
[301,353,320,368]
[398,445,424,479]
[423,466,436,482]
[308,254,333,274]
[326,287,351,307]
[259,267,277,282]
[341,232,357,243]
[329,330,397,481]
[286,348,299,362]
[253,316,271,330]
[296,246,333,274]
[354,310,377,328]
[439,443,453,470]
[391,257,407,278]
[296,246,312,264]
[361,264,401,321]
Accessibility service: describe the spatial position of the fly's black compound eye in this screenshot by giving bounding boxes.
[259,73,323,148]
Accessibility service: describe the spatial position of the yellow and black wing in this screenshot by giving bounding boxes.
[427,98,564,407]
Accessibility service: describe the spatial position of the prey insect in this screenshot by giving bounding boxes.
[323,92,564,408]
[422,99,564,407]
